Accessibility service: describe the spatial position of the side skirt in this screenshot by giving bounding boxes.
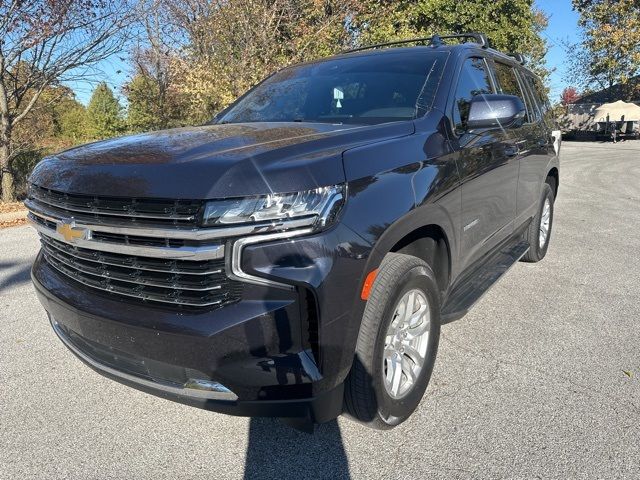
[440,238,530,324]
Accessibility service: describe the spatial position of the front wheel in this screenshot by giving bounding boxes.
[344,253,441,430]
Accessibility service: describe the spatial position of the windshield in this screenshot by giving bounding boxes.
[218,50,448,125]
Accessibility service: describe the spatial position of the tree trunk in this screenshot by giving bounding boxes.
[0,129,14,203]
[1,175,14,203]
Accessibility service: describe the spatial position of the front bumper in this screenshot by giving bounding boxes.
[50,315,237,401]
[32,223,372,422]
[47,311,343,421]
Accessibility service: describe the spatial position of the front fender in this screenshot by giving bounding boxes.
[341,118,460,287]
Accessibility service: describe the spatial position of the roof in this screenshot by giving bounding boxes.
[576,77,640,104]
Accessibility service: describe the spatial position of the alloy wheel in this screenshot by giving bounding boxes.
[539,198,551,248]
[382,289,431,399]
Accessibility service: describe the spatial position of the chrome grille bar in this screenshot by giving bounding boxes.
[41,242,224,292]
[44,255,227,307]
[28,214,224,261]
[42,237,223,276]
[25,199,316,240]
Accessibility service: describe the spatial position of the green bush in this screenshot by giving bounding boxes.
[12,149,44,200]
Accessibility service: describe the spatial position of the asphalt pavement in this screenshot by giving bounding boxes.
[1,141,639,479]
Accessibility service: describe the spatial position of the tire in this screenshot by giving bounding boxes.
[521,182,555,263]
[344,253,441,430]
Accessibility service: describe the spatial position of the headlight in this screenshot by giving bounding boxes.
[201,185,344,229]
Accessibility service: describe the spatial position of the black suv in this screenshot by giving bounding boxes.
[27,34,560,430]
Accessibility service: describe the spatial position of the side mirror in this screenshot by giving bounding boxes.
[467,94,526,130]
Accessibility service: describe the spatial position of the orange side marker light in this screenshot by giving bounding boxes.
[361,268,379,300]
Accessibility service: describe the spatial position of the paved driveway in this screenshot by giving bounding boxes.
[1,142,639,479]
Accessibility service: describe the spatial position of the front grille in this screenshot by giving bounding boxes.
[28,184,203,227]
[28,213,189,249]
[40,235,242,308]
[90,231,186,248]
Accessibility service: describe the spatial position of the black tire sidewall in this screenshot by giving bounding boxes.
[369,265,441,426]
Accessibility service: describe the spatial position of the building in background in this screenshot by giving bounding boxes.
[562,78,640,140]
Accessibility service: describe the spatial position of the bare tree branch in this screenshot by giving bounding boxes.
[0,0,135,202]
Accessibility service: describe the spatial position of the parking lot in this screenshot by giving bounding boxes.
[1,141,639,479]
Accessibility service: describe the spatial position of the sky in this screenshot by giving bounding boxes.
[68,0,583,106]
[536,0,582,102]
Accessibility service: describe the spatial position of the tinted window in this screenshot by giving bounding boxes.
[532,77,551,110]
[452,57,493,131]
[524,74,550,117]
[493,62,531,123]
[219,51,447,125]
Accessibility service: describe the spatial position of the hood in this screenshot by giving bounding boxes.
[30,121,414,199]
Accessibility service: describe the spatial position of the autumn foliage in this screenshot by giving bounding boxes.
[560,87,581,105]
[0,0,550,202]
[0,1,133,202]
[571,0,640,95]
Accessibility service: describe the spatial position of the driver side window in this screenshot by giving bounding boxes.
[452,58,493,133]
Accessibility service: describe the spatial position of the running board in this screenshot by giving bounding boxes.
[440,240,530,324]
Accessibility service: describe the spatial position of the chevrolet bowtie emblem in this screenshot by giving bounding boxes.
[56,222,88,243]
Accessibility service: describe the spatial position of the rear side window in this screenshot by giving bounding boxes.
[452,57,493,132]
[523,74,553,125]
[493,62,532,123]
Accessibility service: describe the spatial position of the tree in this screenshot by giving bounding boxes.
[8,84,86,197]
[124,0,189,133]
[355,0,549,78]
[125,73,187,133]
[560,87,580,105]
[125,74,161,132]
[570,0,640,97]
[159,0,358,123]
[125,0,549,126]
[54,96,89,145]
[124,0,184,132]
[0,0,132,202]
[86,83,122,139]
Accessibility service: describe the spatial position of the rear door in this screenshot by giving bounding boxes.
[490,61,552,226]
[522,71,558,183]
[448,56,519,271]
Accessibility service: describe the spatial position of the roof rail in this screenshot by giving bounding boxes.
[342,32,489,54]
[508,53,526,65]
[431,33,489,48]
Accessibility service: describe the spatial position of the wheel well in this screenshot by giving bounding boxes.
[546,168,559,198]
[390,225,450,295]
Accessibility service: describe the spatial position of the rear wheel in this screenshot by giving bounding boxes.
[522,183,555,263]
[344,253,441,430]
